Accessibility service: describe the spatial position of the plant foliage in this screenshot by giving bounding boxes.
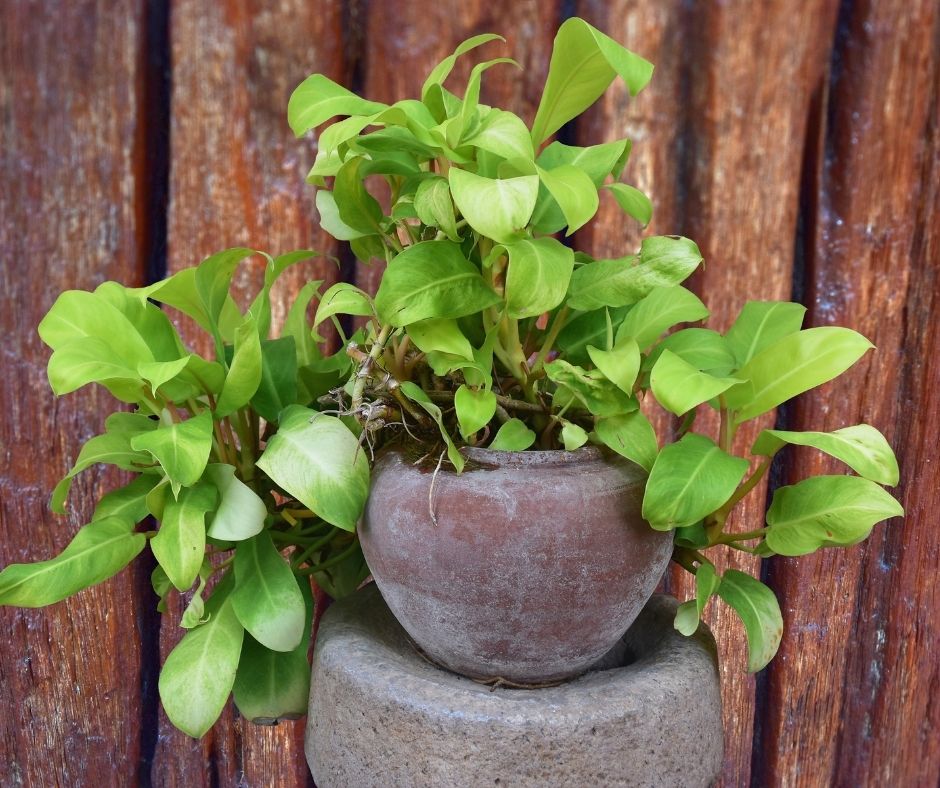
[0,17,902,736]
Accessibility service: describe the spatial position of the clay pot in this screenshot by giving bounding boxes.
[359,445,673,683]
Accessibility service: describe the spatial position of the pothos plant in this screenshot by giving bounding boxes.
[0,18,902,738]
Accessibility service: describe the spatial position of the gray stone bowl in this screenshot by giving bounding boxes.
[307,583,723,788]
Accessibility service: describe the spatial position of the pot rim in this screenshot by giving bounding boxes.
[459,444,608,468]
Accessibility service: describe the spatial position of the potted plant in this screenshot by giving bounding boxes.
[0,16,902,741]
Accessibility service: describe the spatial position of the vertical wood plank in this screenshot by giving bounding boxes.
[758,1,940,784]
[354,0,563,297]
[0,1,148,785]
[158,1,346,785]
[576,2,839,784]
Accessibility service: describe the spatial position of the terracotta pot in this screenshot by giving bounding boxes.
[359,445,673,683]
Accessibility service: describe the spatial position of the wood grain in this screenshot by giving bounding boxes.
[577,2,839,784]
[156,1,347,785]
[0,1,148,785]
[757,1,940,784]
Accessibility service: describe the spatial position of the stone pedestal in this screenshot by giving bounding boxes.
[306,584,723,788]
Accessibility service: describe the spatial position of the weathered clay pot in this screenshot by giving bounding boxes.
[359,445,673,683]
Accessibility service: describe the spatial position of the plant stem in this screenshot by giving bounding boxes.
[351,324,393,415]
[294,537,361,576]
[530,306,569,373]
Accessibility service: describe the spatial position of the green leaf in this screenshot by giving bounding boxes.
[257,406,370,530]
[643,328,736,376]
[453,58,520,146]
[448,169,538,244]
[38,289,156,362]
[489,418,536,451]
[545,359,637,417]
[91,475,160,524]
[463,109,534,161]
[594,411,658,472]
[421,33,505,99]
[151,482,217,591]
[615,286,709,350]
[536,138,631,186]
[503,237,574,319]
[179,561,212,629]
[251,337,299,424]
[51,422,156,513]
[314,283,374,328]
[531,17,653,145]
[215,315,263,418]
[0,517,145,607]
[587,340,640,394]
[567,236,703,311]
[716,569,783,673]
[724,301,807,368]
[556,306,629,365]
[560,421,589,451]
[674,561,720,636]
[642,433,749,529]
[193,248,257,343]
[398,382,464,472]
[650,350,742,416]
[753,424,899,486]
[232,531,306,652]
[233,576,312,724]
[47,338,143,400]
[604,183,652,226]
[724,327,874,424]
[315,190,368,241]
[455,385,497,439]
[249,250,322,340]
[333,157,384,235]
[536,164,599,235]
[765,475,904,556]
[282,280,324,367]
[130,412,214,496]
[151,564,172,613]
[414,177,460,242]
[204,464,268,541]
[375,240,500,326]
[158,572,244,738]
[406,319,475,360]
[288,73,387,136]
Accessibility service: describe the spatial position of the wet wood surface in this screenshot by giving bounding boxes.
[1,1,938,785]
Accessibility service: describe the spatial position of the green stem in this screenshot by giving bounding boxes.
[289,529,343,568]
[294,537,361,576]
[530,306,570,373]
[351,324,393,415]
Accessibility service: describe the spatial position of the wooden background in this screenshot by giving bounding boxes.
[1,1,937,785]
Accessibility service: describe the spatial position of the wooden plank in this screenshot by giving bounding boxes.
[756,1,940,784]
[156,1,347,785]
[577,2,839,784]
[0,1,149,785]
[354,0,564,297]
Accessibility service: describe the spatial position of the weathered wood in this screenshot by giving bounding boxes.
[0,1,149,785]
[156,1,347,785]
[577,2,839,784]
[757,1,940,785]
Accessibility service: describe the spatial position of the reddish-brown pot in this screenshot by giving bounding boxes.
[359,445,673,683]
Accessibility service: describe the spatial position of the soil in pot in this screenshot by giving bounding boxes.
[360,445,673,684]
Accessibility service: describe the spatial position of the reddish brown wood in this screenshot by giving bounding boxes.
[757,1,940,785]
[155,1,346,785]
[577,2,839,784]
[0,1,149,785]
